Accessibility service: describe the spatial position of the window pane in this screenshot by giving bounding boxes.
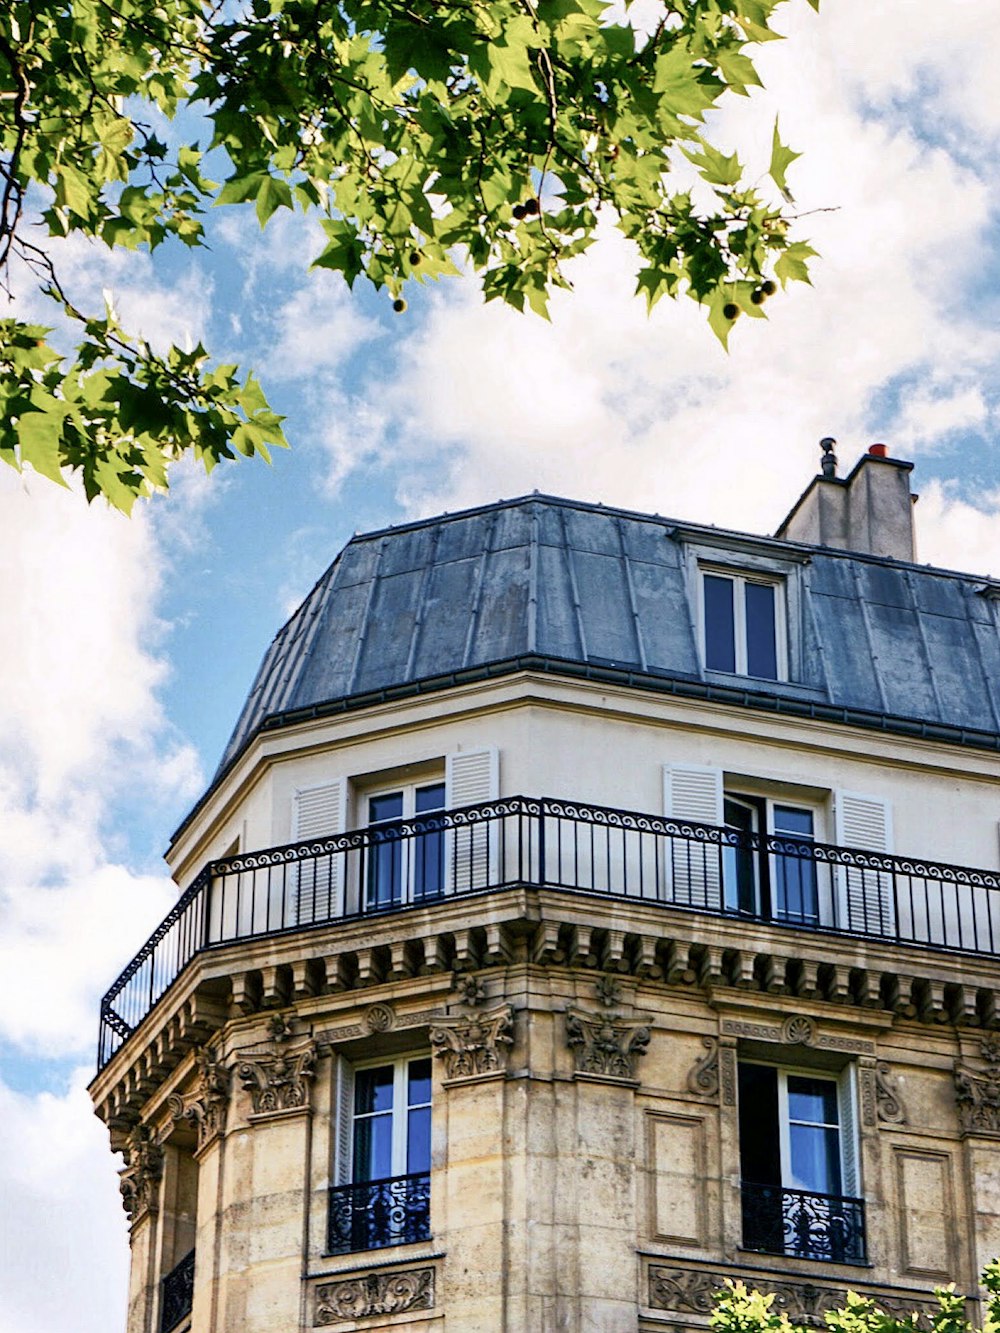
[408,1058,432,1106]
[745,582,778,679]
[415,783,445,813]
[774,807,813,838]
[704,575,736,672]
[370,792,403,823]
[355,1065,395,1115]
[788,1076,839,1126]
[788,1123,842,1196]
[406,1105,431,1174]
[738,1063,781,1185]
[367,839,402,907]
[723,798,758,914]
[353,1111,393,1181]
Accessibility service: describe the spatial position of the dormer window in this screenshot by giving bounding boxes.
[700,568,785,680]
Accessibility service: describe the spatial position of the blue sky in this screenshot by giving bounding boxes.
[3,1,1000,1328]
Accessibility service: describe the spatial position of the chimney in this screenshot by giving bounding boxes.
[775,440,917,562]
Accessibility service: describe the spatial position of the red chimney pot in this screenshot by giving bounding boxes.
[868,443,888,458]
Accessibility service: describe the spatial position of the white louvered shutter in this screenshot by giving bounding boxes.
[292,780,346,925]
[838,1064,860,1198]
[334,1054,355,1185]
[834,792,894,936]
[445,747,500,891]
[663,765,724,909]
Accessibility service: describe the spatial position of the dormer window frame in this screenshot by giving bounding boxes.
[681,540,806,686]
[699,564,788,681]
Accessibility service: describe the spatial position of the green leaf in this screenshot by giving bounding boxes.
[774,240,818,286]
[684,141,743,188]
[17,409,69,486]
[255,175,293,226]
[768,119,801,203]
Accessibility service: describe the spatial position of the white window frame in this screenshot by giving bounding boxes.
[350,1052,432,1182]
[698,565,788,680]
[723,789,826,922]
[363,778,447,909]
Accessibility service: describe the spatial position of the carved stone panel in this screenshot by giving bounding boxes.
[314,1267,435,1324]
[169,1049,230,1151]
[430,1003,513,1080]
[237,1014,317,1117]
[565,1004,651,1083]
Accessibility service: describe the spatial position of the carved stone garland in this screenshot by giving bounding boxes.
[118,1124,164,1223]
[169,1049,231,1151]
[565,978,651,1084]
[954,1034,1000,1136]
[315,1268,435,1324]
[430,1004,514,1080]
[237,1013,317,1117]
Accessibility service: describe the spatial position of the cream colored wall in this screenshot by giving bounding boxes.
[168,676,1000,887]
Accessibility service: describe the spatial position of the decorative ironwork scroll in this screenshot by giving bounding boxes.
[327,1173,431,1255]
[741,1182,867,1265]
[160,1249,195,1332]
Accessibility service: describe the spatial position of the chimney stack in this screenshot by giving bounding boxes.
[775,440,917,562]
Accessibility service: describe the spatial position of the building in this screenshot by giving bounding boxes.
[90,443,1000,1333]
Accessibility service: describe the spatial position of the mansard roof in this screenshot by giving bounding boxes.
[211,493,1000,783]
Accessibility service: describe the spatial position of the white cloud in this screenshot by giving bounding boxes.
[0,1070,128,1333]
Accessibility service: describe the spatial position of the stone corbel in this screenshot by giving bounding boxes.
[168,1048,231,1153]
[564,977,651,1085]
[236,1013,317,1119]
[954,1033,1000,1137]
[430,1004,514,1081]
[118,1123,165,1224]
[314,1268,435,1324]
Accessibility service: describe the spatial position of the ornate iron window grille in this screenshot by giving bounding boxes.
[741,1182,867,1264]
[159,1249,195,1332]
[328,1172,431,1255]
[99,793,1000,1068]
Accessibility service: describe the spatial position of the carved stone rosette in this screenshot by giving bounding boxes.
[169,1049,231,1151]
[954,1035,1000,1136]
[118,1124,164,1223]
[565,1005,650,1083]
[237,1014,317,1117]
[430,1003,514,1080]
[314,1268,434,1324]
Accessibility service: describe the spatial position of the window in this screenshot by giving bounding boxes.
[738,1061,865,1264]
[366,781,446,909]
[701,568,784,680]
[329,1055,432,1254]
[723,794,820,926]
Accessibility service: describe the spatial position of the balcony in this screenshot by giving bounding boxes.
[98,795,1000,1069]
[160,1249,195,1332]
[328,1172,432,1254]
[741,1182,867,1264]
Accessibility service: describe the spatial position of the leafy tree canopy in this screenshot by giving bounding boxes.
[0,0,818,511]
[712,1264,1000,1333]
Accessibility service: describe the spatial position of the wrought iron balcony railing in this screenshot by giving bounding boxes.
[328,1172,431,1254]
[98,794,1000,1068]
[741,1182,867,1264]
[159,1249,195,1332]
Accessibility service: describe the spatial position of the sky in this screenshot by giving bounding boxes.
[3,1,1000,1327]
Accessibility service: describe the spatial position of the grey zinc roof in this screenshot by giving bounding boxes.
[215,493,1000,778]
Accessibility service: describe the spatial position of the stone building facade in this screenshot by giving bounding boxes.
[91,446,1000,1332]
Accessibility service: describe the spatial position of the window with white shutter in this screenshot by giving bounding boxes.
[663,764,724,908]
[834,791,894,935]
[445,747,500,891]
[292,779,346,924]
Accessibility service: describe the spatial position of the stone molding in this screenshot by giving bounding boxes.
[237,1014,317,1117]
[954,1034,1000,1137]
[314,1268,435,1324]
[565,1004,651,1083]
[647,1263,947,1326]
[430,1003,514,1080]
[318,1007,444,1047]
[118,1124,164,1223]
[720,1016,876,1056]
[168,1049,230,1152]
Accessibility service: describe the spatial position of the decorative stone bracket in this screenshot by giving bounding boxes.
[168,1049,231,1152]
[430,1004,514,1081]
[954,1034,1000,1137]
[118,1123,164,1223]
[565,1005,651,1083]
[237,1014,317,1118]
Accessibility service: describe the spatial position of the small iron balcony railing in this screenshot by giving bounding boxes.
[159,1249,195,1332]
[741,1182,867,1264]
[328,1172,431,1254]
[98,794,1000,1068]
